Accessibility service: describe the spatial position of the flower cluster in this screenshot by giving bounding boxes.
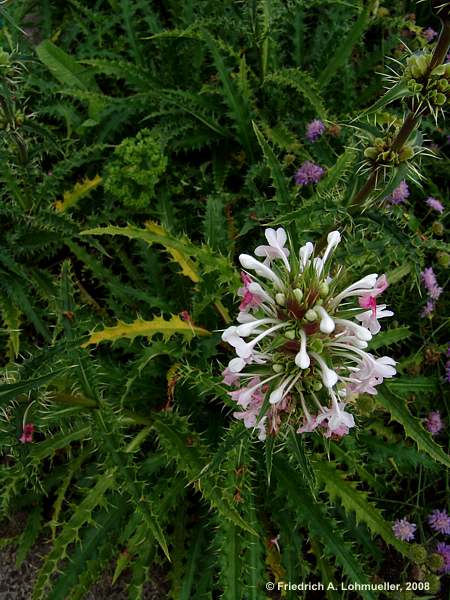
[19,423,34,444]
[385,180,410,205]
[420,267,443,317]
[424,410,444,435]
[426,196,444,214]
[305,119,326,142]
[392,518,416,542]
[294,161,325,186]
[222,228,396,441]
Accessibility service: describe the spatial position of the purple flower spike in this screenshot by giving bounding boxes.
[426,196,444,214]
[392,518,416,542]
[386,180,410,204]
[425,411,444,435]
[294,161,325,186]
[421,267,443,300]
[306,120,326,142]
[429,510,450,534]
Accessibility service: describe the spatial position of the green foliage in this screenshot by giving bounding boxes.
[0,0,448,598]
[103,129,168,208]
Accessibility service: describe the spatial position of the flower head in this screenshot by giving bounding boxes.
[426,196,444,214]
[294,161,325,186]
[305,120,326,142]
[436,542,450,573]
[423,27,438,42]
[386,180,410,204]
[19,423,34,444]
[425,410,444,434]
[392,518,416,541]
[429,509,450,535]
[421,267,443,300]
[223,228,395,440]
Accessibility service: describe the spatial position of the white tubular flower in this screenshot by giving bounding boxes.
[223,228,396,441]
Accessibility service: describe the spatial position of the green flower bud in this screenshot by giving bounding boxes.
[293,288,303,303]
[275,293,286,306]
[364,147,378,159]
[432,222,444,236]
[312,381,323,391]
[436,252,450,268]
[434,92,447,106]
[409,543,427,564]
[319,282,329,297]
[272,363,284,373]
[305,309,317,322]
[285,330,296,340]
[427,574,441,594]
[0,49,10,68]
[428,552,444,571]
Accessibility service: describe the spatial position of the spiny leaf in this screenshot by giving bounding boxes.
[377,385,450,468]
[315,461,411,556]
[367,327,411,350]
[54,175,102,212]
[252,121,290,206]
[81,314,210,347]
[265,68,328,120]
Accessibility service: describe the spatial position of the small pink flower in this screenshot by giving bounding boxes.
[180,310,192,322]
[20,423,34,444]
[237,272,263,311]
[423,27,437,42]
[358,274,388,316]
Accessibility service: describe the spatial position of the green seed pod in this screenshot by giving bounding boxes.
[319,282,329,297]
[432,222,444,236]
[428,552,444,571]
[436,252,450,268]
[399,145,414,161]
[409,543,427,564]
[427,573,441,594]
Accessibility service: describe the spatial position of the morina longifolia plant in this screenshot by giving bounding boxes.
[0,1,449,599]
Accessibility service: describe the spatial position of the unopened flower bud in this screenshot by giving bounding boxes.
[275,292,286,306]
[312,381,323,391]
[319,282,329,296]
[293,288,303,303]
[432,222,444,236]
[427,574,441,594]
[285,330,296,340]
[305,309,317,322]
[436,252,450,268]
[272,363,283,373]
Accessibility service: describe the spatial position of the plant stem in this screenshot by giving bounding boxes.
[349,17,450,208]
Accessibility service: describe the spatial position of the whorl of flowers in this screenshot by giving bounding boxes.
[222,228,396,441]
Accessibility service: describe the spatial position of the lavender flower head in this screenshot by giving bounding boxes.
[425,411,444,434]
[294,161,325,186]
[386,180,410,205]
[392,518,416,541]
[421,267,443,300]
[436,542,450,573]
[423,27,438,42]
[306,120,326,142]
[429,509,450,534]
[421,299,435,318]
[426,196,444,214]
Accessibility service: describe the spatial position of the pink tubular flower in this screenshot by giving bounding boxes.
[425,411,444,434]
[19,423,34,444]
[428,509,450,534]
[294,161,325,186]
[392,518,416,541]
[436,542,450,573]
[237,272,263,311]
[426,196,444,214]
[305,119,326,142]
[358,274,388,316]
[386,180,410,204]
